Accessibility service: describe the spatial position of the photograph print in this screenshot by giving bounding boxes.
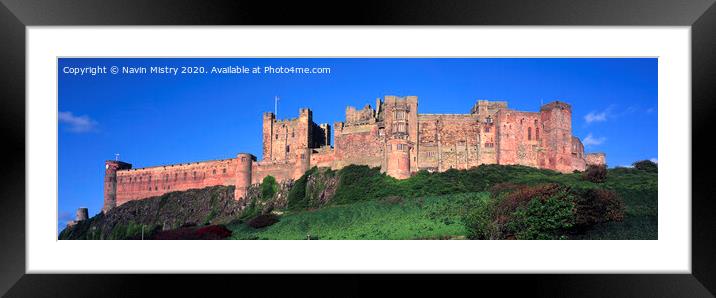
[57,57,657,240]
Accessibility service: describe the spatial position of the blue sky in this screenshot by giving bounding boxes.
[58,57,657,228]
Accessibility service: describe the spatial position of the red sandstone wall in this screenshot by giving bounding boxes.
[495,110,542,168]
[333,123,384,169]
[115,158,237,206]
[252,159,299,184]
[417,114,482,171]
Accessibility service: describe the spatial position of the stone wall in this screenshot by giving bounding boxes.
[417,114,483,171]
[114,158,238,206]
[495,110,543,168]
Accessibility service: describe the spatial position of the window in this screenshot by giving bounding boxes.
[213,169,216,175]
[536,128,540,140]
[485,126,491,133]
[528,127,532,140]
[286,145,290,153]
[395,110,406,120]
[223,168,227,174]
[275,134,279,140]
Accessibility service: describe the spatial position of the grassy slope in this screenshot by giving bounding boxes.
[229,192,489,240]
[227,165,657,240]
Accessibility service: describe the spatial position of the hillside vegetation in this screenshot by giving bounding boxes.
[230,162,657,240]
[60,161,657,240]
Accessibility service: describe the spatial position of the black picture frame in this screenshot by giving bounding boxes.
[1,0,714,296]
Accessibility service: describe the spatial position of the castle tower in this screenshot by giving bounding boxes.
[103,160,132,213]
[76,207,89,221]
[540,101,573,172]
[386,139,412,179]
[383,95,418,177]
[234,153,256,201]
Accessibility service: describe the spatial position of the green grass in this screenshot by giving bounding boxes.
[228,192,489,240]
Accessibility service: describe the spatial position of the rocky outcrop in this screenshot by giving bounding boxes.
[59,185,241,240]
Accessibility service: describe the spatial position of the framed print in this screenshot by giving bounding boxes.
[1,0,715,296]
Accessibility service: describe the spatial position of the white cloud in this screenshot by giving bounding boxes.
[582,133,606,146]
[59,111,97,133]
[650,158,658,164]
[584,111,608,124]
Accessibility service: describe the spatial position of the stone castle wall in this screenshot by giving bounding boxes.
[103,96,606,212]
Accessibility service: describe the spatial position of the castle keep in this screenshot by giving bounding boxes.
[102,96,606,212]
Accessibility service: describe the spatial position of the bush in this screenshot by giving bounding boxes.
[582,165,607,183]
[633,160,658,173]
[261,175,278,200]
[465,182,626,240]
[466,183,573,239]
[247,214,279,229]
[574,188,625,228]
[506,194,576,240]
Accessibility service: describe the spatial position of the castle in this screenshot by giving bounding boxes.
[102,96,606,213]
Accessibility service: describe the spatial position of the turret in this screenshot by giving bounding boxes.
[540,101,573,172]
[234,153,256,201]
[103,160,132,213]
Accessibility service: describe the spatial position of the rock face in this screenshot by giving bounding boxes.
[59,185,242,240]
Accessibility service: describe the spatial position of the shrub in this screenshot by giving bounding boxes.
[194,225,233,239]
[261,175,278,200]
[573,188,625,227]
[466,183,625,240]
[582,165,607,183]
[247,214,279,229]
[506,194,576,240]
[465,183,574,239]
[633,160,658,173]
